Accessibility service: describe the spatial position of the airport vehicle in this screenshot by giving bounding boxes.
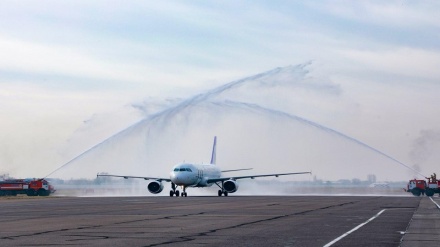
[0,178,55,196]
[97,136,311,197]
[406,173,440,197]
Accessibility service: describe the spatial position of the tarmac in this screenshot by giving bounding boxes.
[0,195,439,246]
[400,196,440,246]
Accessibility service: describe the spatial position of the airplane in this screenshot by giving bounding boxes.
[97,136,311,197]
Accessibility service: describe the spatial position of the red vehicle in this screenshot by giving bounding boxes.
[406,173,440,197]
[0,178,55,196]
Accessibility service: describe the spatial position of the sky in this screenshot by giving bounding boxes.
[1,1,440,181]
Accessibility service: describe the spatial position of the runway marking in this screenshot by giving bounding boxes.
[323,209,386,247]
[429,197,440,210]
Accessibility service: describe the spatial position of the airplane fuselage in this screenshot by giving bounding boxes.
[170,163,221,187]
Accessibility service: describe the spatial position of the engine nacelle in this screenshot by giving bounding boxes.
[147,181,164,194]
[224,180,239,193]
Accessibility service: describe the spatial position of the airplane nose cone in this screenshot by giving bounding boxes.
[171,172,196,185]
[171,173,183,184]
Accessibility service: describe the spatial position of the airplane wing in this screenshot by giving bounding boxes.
[207,171,311,183]
[96,174,171,182]
[221,168,253,173]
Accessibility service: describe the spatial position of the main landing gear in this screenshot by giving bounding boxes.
[169,183,187,197]
[218,190,228,197]
[216,181,228,196]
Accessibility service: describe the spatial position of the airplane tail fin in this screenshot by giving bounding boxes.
[210,136,217,165]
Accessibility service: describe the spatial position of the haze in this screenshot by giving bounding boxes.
[1,1,439,182]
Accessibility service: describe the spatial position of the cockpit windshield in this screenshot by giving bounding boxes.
[174,167,192,172]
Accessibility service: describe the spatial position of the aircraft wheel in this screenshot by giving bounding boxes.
[176,190,180,197]
[169,190,174,197]
[224,191,228,196]
[218,190,222,196]
[183,192,187,197]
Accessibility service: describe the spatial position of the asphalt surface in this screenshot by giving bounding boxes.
[0,195,438,247]
[400,196,440,247]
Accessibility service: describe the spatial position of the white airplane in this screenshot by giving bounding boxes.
[97,137,311,197]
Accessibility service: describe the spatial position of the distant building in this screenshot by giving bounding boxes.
[367,174,377,183]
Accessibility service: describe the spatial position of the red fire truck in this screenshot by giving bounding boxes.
[406,173,440,197]
[0,178,55,196]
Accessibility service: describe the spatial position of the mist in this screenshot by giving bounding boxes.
[44,63,429,187]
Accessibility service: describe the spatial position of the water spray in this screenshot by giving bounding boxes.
[218,100,427,178]
[45,63,425,180]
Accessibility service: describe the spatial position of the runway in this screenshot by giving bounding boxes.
[0,195,438,246]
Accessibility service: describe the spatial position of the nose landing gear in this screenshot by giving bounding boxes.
[169,183,179,197]
[169,183,187,197]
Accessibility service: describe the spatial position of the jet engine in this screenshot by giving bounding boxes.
[224,179,239,193]
[147,181,164,194]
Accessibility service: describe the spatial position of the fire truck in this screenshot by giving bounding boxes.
[406,173,440,197]
[0,178,55,196]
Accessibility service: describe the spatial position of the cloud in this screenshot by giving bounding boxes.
[307,1,440,29]
[0,36,154,85]
[339,47,440,80]
[2,1,439,91]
